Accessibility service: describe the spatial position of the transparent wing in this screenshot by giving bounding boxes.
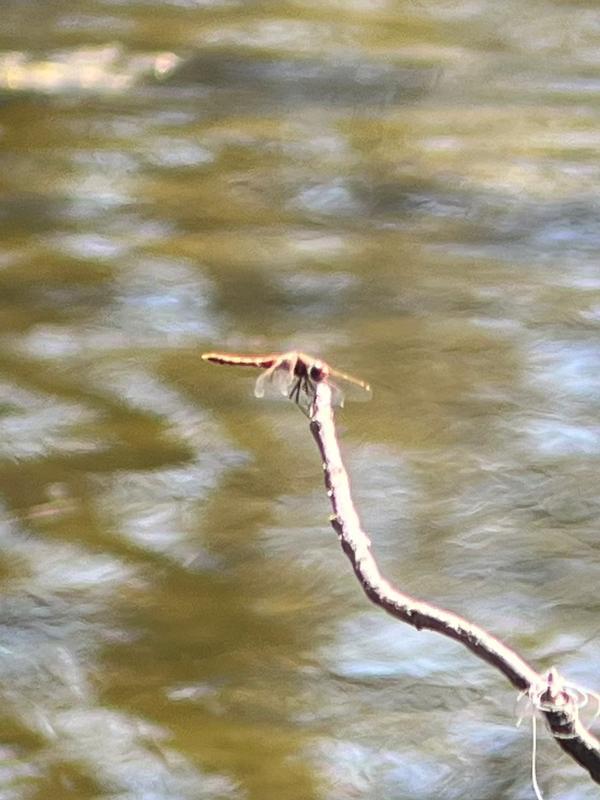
[327,381,346,408]
[328,368,372,403]
[254,359,295,400]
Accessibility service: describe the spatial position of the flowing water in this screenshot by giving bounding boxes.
[0,1,599,798]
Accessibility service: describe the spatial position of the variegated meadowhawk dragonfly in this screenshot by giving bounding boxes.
[202,351,371,410]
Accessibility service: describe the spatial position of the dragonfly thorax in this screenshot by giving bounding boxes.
[292,354,328,384]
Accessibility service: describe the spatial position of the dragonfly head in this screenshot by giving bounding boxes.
[307,360,329,383]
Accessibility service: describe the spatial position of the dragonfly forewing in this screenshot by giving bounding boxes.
[328,368,372,404]
[327,381,347,408]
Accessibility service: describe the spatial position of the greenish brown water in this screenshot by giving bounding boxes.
[0,1,599,798]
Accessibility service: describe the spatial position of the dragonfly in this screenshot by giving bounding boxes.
[201,350,372,410]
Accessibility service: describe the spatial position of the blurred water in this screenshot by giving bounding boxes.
[0,1,599,798]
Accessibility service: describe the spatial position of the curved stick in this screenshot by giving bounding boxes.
[309,380,600,784]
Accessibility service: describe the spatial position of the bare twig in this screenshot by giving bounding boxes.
[202,348,600,784]
[309,379,600,784]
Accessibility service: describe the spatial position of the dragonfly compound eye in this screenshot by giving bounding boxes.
[309,363,327,382]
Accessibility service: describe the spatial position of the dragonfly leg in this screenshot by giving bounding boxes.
[288,377,301,404]
[305,374,320,401]
[287,374,317,415]
[297,376,317,417]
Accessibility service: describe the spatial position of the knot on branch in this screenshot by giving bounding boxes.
[524,668,599,741]
[539,667,571,710]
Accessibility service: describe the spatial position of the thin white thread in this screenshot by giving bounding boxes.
[530,714,544,800]
[516,691,545,800]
